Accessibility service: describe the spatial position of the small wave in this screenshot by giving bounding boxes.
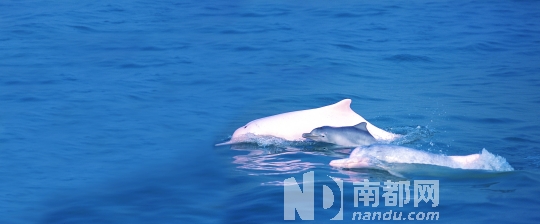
[234,46,261,52]
[19,96,43,102]
[524,155,540,168]
[504,137,538,143]
[69,25,97,32]
[384,54,432,62]
[460,42,507,53]
[333,12,363,18]
[333,44,361,51]
[239,12,265,18]
[447,115,519,124]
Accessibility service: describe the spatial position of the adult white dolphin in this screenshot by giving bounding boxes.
[329,145,514,172]
[216,99,400,146]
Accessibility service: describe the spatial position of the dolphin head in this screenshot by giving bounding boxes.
[302,126,333,143]
[231,121,262,138]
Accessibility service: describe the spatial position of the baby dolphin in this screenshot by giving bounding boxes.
[302,122,377,147]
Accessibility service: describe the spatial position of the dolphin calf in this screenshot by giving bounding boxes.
[329,145,514,172]
[216,99,400,145]
[302,122,377,147]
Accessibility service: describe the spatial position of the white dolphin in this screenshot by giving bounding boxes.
[329,145,514,172]
[217,99,400,146]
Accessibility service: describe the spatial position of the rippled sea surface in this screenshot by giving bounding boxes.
[1,0,540,223]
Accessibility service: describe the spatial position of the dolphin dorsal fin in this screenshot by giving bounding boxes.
[353,122,369,132]
[327,99,352,111]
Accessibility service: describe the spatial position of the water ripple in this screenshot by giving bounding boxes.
[384,54,432,62]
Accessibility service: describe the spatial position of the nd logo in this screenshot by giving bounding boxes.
[283,171,344,220]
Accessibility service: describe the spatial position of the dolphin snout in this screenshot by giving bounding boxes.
[302,133,316,138]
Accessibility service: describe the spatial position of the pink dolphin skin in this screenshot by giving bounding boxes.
[328,145,514,172]
[329,153,481,169]
[329,145,482,169]
[217,99,400,145]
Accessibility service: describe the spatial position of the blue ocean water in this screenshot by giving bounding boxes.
[1,0,540,223]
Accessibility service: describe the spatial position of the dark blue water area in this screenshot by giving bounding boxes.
[1,0,540,223]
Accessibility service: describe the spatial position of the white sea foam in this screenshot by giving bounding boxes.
[460,148,514,171]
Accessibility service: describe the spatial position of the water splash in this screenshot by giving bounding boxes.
[390,125,435,146]
[461,149,514,171]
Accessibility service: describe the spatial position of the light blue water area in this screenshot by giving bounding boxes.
[1,0,540,223]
